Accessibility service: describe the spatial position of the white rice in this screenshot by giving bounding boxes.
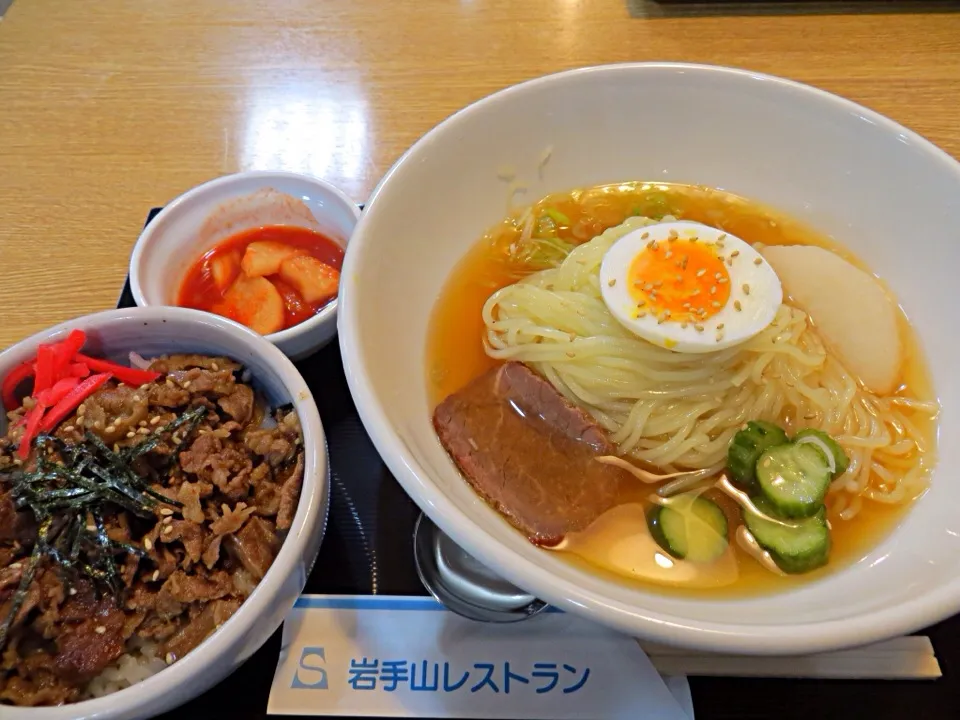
[84,640,166,699]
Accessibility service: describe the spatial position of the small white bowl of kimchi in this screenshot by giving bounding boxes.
[130,171,361,360]
[0,307,328,717]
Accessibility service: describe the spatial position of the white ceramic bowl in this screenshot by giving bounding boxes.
[339,63,960,655]
[130,171,361,361]
[1,307,329,719]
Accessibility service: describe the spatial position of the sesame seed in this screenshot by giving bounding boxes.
[566,351,576,358]
[95,626,106,635]
[651,240,659,250]
[664,251,673,259]
[93,421,103,429]
[77,404,87,416]
[663,310,671,319]
[166,653,175,665]
[692,288,701,296]
[64,425,75,433]
[182,381,191,389]
[675,275,682,282]
[717,323,725,330]
[710,286,717,295]
[69,587,77,596]
[76,419,85,428]
[680,256,688,270]
[711,301,722,308]
[641,232,649,240]
[694,324,705,332]
[138,427,150,435]
[646,240,655,249]
[211,362,219,371]
[163,516,172,525]
[763,457,772,468]
[717,256,725,262]
[718,277,728,284]
[637,300,646,307]
[160,508,174,516]
[643,282,653,291]
[144,537,153,550]
[682,302,691,308]
[718,233,727,241]
[754,257,763,265]
[150,416,161,425]
[105,425,116,434]
[696,268,706,277]
[152,570,160,582]
[126,431,136,438]
[113,444,120,453]
[87,525,96,532]
[668,229,678,239]
[10,563,21,570]
[163,525,173,535]
[715,272,723,279]
[139,420,148,428]
[734,300,742,311]
[743,283,751,295]
[607,278,616,287]
[716,332,724,342]
[657,315,666,325]
[681,322,688,329]
[653,280,663,288]
[730,250,740,258]
[165,379,174,388]
[637,311,647,318]
[690,236,698,243]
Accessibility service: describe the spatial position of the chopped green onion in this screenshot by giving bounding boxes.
[518,236,575,270]
[544,207,571,226]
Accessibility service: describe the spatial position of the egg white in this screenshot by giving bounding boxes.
[599,221,782,353]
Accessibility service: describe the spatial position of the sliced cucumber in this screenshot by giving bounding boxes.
[727,420,790,487]
[743,498,830,574]
[648,495,729,563]
[794,428,850,477]
[756,443,831,518]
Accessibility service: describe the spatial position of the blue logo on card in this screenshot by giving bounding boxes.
[292,647,328,690]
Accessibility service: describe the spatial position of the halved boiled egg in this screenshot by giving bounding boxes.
[599,221,782,353]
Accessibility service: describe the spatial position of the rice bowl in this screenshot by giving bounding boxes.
[0,307,328,718]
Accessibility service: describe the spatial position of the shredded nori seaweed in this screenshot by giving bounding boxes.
[0,404,208,652]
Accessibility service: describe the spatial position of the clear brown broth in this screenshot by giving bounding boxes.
[426,182,936,597]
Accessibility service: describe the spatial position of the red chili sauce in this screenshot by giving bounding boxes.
[177,225,344,335]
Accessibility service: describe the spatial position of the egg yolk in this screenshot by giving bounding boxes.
[627,239,731,323]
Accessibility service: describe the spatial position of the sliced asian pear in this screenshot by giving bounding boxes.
[278,255,340,304]
[240,241,302,278]
[761,244,901,394]
[218,275,285,335]
[209,250,241,292]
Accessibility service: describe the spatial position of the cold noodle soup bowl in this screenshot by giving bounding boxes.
[339,63,959,654]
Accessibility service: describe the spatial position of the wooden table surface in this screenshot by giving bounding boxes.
[0,0,959,350]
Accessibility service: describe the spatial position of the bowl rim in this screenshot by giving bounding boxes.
[128,169,362,346]
[339,61,960,655]
[1,306,329,717]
